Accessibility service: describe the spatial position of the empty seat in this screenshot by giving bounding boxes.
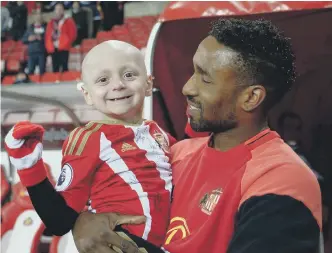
[40,72,61,83]
[61,71,81,82]
[6,59,20,72]
[29,74,41,83]
[8,51,25,61]
[1,40,16,51]
[81,39,98,53]
[1,75,16,86]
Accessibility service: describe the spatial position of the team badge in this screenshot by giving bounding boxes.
[55,163,73,192]
[153,131,170,153]
[199,188,223,215]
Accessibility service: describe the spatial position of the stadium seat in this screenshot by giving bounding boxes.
[1,40,15,51]
[61,71,81,82]
[1,52,9,60]
[81,39,98,53]
[112,25,130,36]
[40,72,61,83]
[6,59,20,72]
[50,232,79,253]
[1,166,10,205]
[1,75,15,86]
[8,51,25,62]
[29,74,41,83]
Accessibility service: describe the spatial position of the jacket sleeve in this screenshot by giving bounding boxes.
[68,18,77,44]
[22,25,32,44]
[226,194,321,253]
[45,21,53,53]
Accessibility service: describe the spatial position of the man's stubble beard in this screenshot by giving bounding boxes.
[190,104,238,133]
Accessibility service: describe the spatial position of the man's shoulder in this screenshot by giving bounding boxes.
[241,137,322,228]
[171,137,208,164]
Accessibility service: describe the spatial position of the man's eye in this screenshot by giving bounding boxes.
[202,75,211,84]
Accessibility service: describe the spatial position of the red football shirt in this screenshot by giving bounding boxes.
[163,129,321,253]
[55,120,176,246]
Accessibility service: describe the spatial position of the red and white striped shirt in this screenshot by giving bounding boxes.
[55,120,175,246]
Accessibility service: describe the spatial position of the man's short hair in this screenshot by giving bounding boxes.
[209,18,296,113]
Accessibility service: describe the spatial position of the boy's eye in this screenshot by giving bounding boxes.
[123,72,135,79]
[97,77,108,84]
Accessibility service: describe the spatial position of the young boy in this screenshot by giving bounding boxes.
[4,41,175,252]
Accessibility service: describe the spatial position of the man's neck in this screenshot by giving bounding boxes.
[211,122,268,152]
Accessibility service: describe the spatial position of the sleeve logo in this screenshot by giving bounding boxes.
[55,163,73,192]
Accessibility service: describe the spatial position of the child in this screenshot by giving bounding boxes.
[4,41,175,252]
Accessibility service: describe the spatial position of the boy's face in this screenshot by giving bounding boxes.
[82,43,152,121]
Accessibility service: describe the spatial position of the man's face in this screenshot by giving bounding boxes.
[182,36,243,133]
[82,44,152,120]
[54,4,64,19]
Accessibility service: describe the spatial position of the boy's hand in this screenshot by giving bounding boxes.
[73,212,146,253]
[4,121,47,186]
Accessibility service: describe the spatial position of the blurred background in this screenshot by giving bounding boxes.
[1,1,331,253]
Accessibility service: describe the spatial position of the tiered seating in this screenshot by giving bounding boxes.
[2,71,81,85]
[1,16,158,85]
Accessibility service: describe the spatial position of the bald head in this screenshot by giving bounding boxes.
[82,40,146,85]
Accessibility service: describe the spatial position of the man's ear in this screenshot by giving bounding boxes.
[145,75,154,97]
[240,85,266,112]
[79,83,94,106]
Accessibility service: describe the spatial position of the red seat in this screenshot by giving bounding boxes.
[29,74,41,83]
[70,47,81,54]
[2,40,16,51]
[9,51,25,61]
[1,75,15,86]
[6,59,20,72]
[40,72,60,83]
[1,52,9,60]
[112,25,129,36]
[61,71,81,82]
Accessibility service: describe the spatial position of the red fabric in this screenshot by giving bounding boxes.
[57,121,173,246]
[17,160,47,187]
[159,1,332,21]
[1,75,15,85]
[184,122,209,138]
[45,18,77,53]
[164,130,321,252]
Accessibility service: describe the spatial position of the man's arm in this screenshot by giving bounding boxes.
[227,163,322,253]
[226,194,320,253]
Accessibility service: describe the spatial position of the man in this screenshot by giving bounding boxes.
[22,11,47,75]
[71,19,323,252]
[45,2,77,72]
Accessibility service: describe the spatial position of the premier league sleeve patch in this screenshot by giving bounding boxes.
[55,163,73,192]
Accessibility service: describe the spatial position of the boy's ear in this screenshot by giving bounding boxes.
[145,75,154,97]
[79,83,93,106]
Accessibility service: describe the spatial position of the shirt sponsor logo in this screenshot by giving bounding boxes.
[165,217,190,245]
[121,142,137,152]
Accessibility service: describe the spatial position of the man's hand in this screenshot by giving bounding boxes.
[73,212,146,253]
[28,35,36,41]
[4,121,47,187]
